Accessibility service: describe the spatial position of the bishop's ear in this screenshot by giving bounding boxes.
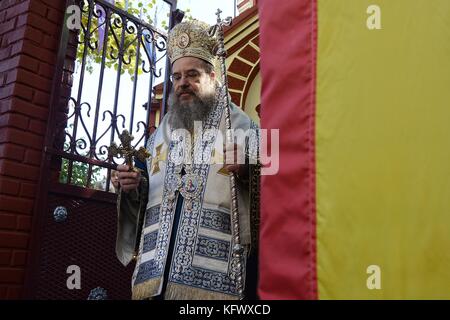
[209,70,216,82]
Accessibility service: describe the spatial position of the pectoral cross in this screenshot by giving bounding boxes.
[151,143,167,175]
[108,130,150,170]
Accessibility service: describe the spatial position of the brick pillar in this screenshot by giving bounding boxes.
[0,0,66,299]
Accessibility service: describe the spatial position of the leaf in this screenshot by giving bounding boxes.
[74,0,193,81]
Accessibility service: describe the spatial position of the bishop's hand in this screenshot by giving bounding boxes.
[222,143,249,181]
[116,164,141,193]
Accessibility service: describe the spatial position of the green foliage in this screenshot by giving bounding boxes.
[77,0,156,79]
[76,1,194,79]
[59,158,103,187]
[59,131,103,187]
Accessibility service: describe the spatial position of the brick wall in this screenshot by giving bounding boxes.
[0,0,66,299]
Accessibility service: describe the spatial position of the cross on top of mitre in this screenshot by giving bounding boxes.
[215,8,232,27]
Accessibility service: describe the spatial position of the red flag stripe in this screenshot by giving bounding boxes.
[258,0,318,299]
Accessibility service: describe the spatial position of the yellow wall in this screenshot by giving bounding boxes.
[243,72,260,124]
[224,12,260,123]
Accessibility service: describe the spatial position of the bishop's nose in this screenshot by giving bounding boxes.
[179,75,191,87]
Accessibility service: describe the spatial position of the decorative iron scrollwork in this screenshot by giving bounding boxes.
[55,0,169,190]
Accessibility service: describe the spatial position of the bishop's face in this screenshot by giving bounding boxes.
[171,57,216,107]
[168,57,217,132]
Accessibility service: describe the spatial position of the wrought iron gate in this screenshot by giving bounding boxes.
[25,0,183,299]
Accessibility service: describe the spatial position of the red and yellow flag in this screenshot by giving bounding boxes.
[258,0,450,299]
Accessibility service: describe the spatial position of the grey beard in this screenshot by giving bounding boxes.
[168,88,217,132]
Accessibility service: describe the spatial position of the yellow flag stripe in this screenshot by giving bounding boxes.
[316,0,450,299]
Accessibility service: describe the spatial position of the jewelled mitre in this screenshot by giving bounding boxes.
[167,20,218,65]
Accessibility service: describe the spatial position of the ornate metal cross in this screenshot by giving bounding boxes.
[151,143,167,175]
[108,130,150,170]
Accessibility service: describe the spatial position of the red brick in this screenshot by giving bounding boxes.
[0,112,29,129]
[19,182,36,199]
[0,231,29,248]
[21,41,56,63]
[0,250,11,266]
[38,62,54,79]
[0,98,49,121]
[24,149,42,165]
[0,144,25,162]
[28,0,48,17]
[0,10,6,24]
[0,0,21,11]
[5,25,43,46]
[0,47,11,60]
[32,90,50,107]
[4,69,17,85]
[0,286,7,299]
[0,178,21,196]
[40,0,64,11]
[26,12,57,36]
[14,82,34,101]
[6,285,22,299]
[0,82,33,102]
[0,72,6,86]
[4,27,25,45]
[0,160,40,182]
[28,119,46,135]
[24,25,44,44]
[19,54,40,73]
[16,13,27,27]
[0,127,43,149]
[0,194,34,214]
[46,7,63,24]
[0,56,20,73]
[0,19,16,36]
[7,67,52,92]
[0,214,16,229]
[16,215,32,230]
[5,2,30,21]
[0,268,25,283]
[0,84,14,99]
[10,40,24,56]
[41,34,57,50]
[11,250,27,266]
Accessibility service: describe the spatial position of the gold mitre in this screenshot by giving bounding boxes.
[167,20,218,65]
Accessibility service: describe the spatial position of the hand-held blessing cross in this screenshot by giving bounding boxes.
[108,130,151,172]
